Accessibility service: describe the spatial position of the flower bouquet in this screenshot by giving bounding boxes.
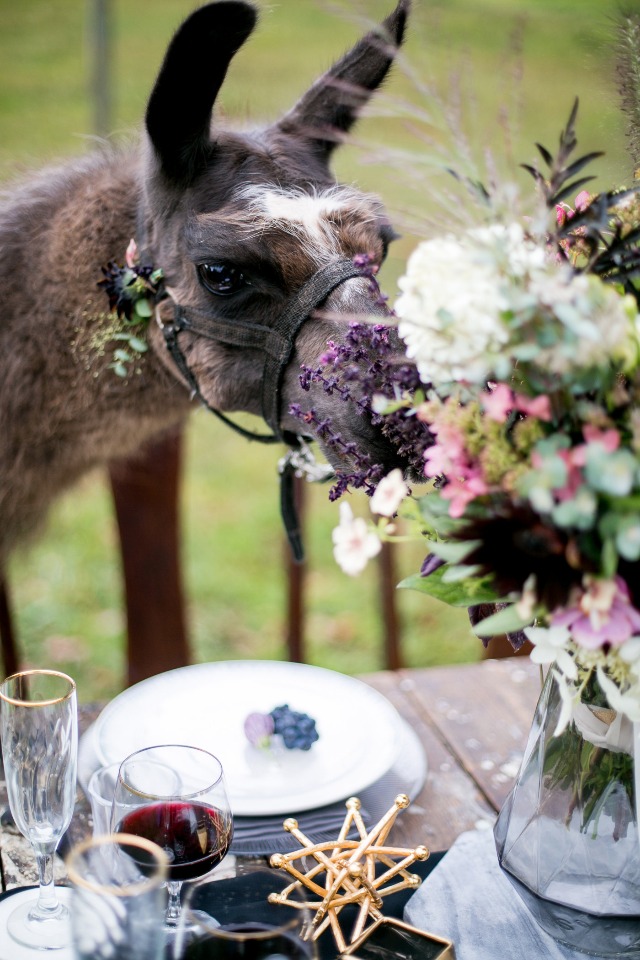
[294,96,640,953]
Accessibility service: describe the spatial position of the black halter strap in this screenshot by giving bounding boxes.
[158,257,364,442]
[156,258,365,561]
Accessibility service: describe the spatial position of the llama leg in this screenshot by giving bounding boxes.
[0,574,19,676]
[109,425,189,685]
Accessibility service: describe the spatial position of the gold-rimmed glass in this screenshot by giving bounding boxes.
[66,832,170,960]
[0,668,78,950]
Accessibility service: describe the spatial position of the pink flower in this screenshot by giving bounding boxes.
[570,426,620,468]
[514,393,552,421]
[481,383,513,422]
[553,448,583,502]
[574,190,592,212]
[424,442,453,477]
[551,576,640,649]
[441,472,489,519]
[481,385,553,424]
[582,425,620,451]
[555,191,592,226]
[125,238,139,269]
[423,423,467,477]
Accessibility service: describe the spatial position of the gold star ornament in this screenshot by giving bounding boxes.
[269,794,430,953]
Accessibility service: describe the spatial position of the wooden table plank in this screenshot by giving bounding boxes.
[403,659,542,812]
[361,670,497,852]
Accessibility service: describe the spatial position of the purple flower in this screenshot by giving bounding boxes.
[551,576,640,649]
[243,711,275,748]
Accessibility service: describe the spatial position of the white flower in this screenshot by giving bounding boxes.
[395,223,545,386]
[332,502,381,576]
[370,469,409,517]
[525,624,578,681]
[596,666,640,723]
[620,636,640,671]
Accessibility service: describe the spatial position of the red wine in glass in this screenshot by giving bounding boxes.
[118,800,232,882]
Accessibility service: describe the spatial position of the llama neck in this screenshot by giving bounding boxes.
[0,148,191,559]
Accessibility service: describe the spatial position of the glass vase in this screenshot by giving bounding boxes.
[494,668,640,957]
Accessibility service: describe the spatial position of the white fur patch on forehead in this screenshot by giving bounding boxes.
[234,184,383,265]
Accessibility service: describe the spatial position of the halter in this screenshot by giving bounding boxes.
[155,258,367,561]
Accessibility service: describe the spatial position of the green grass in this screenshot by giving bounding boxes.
[1,0,635,700]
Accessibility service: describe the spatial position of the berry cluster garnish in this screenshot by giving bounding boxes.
[244,704,319,752]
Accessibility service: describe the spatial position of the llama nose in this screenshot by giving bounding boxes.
[321,275,391,319]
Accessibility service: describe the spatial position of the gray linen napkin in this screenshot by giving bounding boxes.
[231,803,372,855]
[404,828,612,960]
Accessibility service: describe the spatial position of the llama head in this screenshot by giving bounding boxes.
[141,0,410,474]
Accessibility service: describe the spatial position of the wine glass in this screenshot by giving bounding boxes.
[110,744,233,933]
[0,668,78,950]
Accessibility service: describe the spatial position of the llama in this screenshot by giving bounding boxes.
[0,0,409,560]
[0,1,410,670]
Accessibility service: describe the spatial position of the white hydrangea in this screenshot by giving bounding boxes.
[395,222,545,386]
[395,220,640,388]
[530,271,640,376]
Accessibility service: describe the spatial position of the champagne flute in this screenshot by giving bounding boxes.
[0,668,78,950]
[110,745,233,932]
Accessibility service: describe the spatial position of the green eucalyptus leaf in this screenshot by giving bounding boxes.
[134,298,152,319]
[114,349,132,363]
[441,563,484,582]
[601,536,618,578]
[616,516,640,561]
[417,495,485,537]
[426,539,482,563]
[399,567,501,607]
[551,486,597,530]
[472,603,534,638]
[585,448,636,496]
[112,362,128,378]
[598,512,620,539]
[128,336,148,353]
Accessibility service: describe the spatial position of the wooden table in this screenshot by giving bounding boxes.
[0,657,543,889]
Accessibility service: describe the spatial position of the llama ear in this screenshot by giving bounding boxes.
[146,1,257,184]
[275,0,409,160]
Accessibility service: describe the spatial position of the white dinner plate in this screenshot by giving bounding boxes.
[91,660,404,816]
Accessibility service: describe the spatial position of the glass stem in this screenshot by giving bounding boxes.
[166,880,182,926]
[34,849,61,916]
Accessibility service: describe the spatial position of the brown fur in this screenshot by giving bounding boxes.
[0,1,409,563]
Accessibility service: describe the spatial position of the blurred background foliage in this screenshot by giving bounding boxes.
[0,0,635,700]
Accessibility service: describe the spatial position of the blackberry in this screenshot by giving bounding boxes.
[269,704,319,751]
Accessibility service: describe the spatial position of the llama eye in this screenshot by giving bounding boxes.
[197,262,246,296]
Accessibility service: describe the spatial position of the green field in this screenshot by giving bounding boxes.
[0,0,635,700]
